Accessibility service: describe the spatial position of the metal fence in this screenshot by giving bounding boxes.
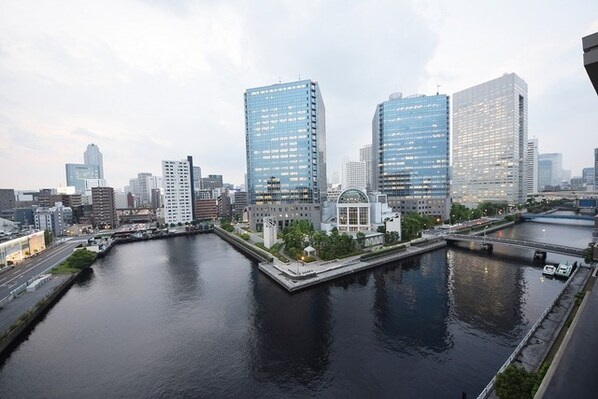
[476,267,580,398]
[0,262,62,309]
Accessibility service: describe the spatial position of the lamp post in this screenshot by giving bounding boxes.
[483,225,489,244]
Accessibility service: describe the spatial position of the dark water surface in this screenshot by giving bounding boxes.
[0,221,593,398]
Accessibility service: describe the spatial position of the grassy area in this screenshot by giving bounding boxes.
[360,244,407,261]
[51,249,97,275]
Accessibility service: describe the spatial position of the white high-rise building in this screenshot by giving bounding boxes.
[162,159,192,225]
[84,143,104,180]
[526,139,539,195]
[452,73,528,206]
[342,160,367,191]
[359,144,372,192]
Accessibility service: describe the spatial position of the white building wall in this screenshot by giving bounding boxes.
[342,161,367,191]
[526,139,539,195]
[162,160,192,225]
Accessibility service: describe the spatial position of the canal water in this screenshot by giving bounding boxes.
[0,220,593,398]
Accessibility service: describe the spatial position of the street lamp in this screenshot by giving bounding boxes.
[483,225,489,244]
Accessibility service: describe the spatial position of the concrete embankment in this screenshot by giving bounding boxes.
[0,272,80,357]
[477,265,592,399]
[212,226,273,263]
[259,240,447,292]
[0,229,212,358]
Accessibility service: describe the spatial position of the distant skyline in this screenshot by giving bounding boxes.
[1,0,597,190]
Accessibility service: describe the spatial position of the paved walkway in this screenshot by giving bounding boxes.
[259,240,447,292]
[0,275,71,336]
[536,269,598,399]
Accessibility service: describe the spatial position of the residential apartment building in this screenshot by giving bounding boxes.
[162,159,193,225]
[91,187,117,229]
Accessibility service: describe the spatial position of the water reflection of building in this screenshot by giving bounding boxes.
[372,251,451,354]
[248,266,332,387]
[448,249,524,336]
[163,236,202,301]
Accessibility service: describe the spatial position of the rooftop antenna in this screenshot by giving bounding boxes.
[278,76,282,83]
[298,73,301,80]
[436,84,441,95]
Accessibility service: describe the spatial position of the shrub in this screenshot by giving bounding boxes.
[495,365,541,399]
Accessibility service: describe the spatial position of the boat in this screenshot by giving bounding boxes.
[542,265,556,276]
[554,261,573,279]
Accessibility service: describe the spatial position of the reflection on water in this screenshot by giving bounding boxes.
[248,265,333,390]
[373,253,451,355]
[0,221,591,398]
[449,249,524,338]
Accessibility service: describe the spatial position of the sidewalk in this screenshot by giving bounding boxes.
[0,275,71,337]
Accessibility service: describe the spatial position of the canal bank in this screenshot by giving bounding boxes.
[0,272,79,357]
[258,239,447,292]
[478,265,592,398]
[0,229,213,359]
[0,223,586,398]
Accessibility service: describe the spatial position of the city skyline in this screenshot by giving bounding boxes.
[1,1,597,189]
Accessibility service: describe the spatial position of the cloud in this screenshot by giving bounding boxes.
[0,0,597,191]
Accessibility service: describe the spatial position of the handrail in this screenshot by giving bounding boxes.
[476,266,581,398]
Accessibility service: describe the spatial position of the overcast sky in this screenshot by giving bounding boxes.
[1,0,597,191]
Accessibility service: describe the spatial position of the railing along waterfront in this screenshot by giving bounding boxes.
[476,266,582,399]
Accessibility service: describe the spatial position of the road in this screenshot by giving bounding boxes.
[0,238,87,300]
[540,273,598,399]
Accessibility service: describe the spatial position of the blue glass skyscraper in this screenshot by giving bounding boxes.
[372,93,450,219]
[245,80,326,231]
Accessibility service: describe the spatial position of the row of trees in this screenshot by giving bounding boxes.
[282,220,358,261]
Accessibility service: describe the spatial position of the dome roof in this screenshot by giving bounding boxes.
[337,188,369,204]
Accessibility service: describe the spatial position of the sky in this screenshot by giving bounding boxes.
[1,0,597,191]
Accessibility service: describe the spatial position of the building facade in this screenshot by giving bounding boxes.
[65,163,100,194]
[595,148,598,188]
[245,79,326,231]
[582,167,595,186]
[91,187,117,229]
[342,161,367,192]
[34,202,67,237]
[538,153,563,189]
[526,139,539,194]
[372,93,450,219]
[195,198,218,220]
[162,159,193,225]
[452,73,528,206]
[84,143,104,180]
[359,144,372,192]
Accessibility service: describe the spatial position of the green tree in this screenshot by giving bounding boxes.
[495,365,537,399]
[44,229,53,246]
[355,232,366,248]
[584,242,596,265]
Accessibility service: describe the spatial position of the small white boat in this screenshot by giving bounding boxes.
[542,265,556,276]
[554,261,573,279]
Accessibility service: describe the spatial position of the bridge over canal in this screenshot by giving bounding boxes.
[445,233,585,258]
[521,213,595,222]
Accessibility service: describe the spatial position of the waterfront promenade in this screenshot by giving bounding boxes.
[258,239,447,292]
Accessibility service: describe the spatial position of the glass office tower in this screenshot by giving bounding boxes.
[372,93,450,219]
[452,73,528,206]
[65,163,100,194]
[84,143,104,180]
[245,79,326,231]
